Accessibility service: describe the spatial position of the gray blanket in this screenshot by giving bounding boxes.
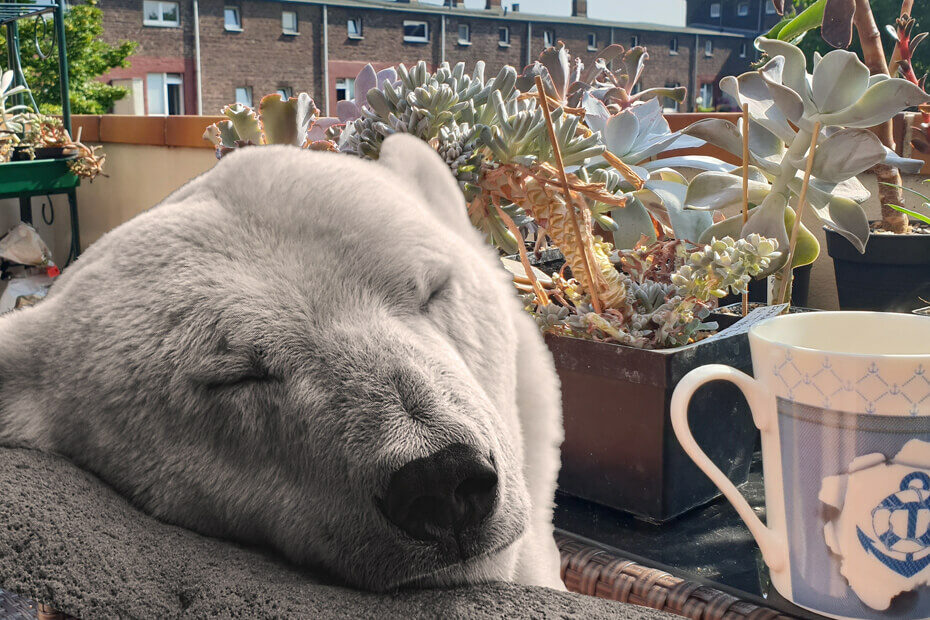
[0,448,669,619]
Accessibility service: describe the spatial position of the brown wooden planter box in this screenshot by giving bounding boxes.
[546,331,756,523]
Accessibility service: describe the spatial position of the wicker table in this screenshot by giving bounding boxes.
[554,453,825,619]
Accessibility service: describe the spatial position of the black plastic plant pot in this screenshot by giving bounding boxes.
[11,146,73,161]
[710,303,819,329]
[546,331,756,523]
[825,226,930,312]
[717,263,812,307]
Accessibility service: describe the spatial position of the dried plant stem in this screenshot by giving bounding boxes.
[492,195,550,305]
[602,150,645,190]
[853,0,907,232]
[517,92,585,115]
[534,75,603,314]
[777,122,821,306]
[741,103,750,317]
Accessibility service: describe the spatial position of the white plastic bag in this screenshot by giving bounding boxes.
[0,223,53,266]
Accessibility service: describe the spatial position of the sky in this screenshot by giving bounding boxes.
[415,0,687,27]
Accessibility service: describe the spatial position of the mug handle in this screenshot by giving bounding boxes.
[670,364,787,573]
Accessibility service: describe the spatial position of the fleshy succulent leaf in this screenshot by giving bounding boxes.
[259,94,301,145]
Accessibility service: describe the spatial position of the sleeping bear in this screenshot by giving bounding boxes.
[0,134,565,592]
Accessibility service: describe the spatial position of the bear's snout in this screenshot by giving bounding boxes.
[380,443,498,558]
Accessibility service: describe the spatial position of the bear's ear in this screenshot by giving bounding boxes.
[377,133,472,234]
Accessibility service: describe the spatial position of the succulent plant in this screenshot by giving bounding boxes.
[681,38,929,267]
[516,42,686,112]
[525,235,781,349]
[203,92,337,158]
[334,63,398,123]
[1,69,31,162]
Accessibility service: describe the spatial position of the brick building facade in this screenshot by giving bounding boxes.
[98,0,752,115]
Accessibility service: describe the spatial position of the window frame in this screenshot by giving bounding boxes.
[143,0,180,27]
[587,32,597,51]
[498,25,510,47]
[146,72,184,115]
[403,20,430,43]
[737,2,749,16]
[630,34,639,48]
[699,82,714,108]
[704,39,713,56]
[457,23,471,45]
[663,82,681,112]
[224,5,242,31]
[765,1,777,13]
[739,41,748,57]
[282,10,298,35]
[335,77,356,102]
[235,86,253,107]
[347,16,363,39]
[709,2,720,18]
[543,29,555,48]
[276,87,293,100]
[669,36,679,55]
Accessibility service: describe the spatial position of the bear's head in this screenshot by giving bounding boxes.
[0,136,534,590]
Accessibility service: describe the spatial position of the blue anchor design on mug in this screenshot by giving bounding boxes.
[858,472,930,579]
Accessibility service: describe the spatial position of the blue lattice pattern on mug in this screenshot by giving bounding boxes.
[772,352,930,415]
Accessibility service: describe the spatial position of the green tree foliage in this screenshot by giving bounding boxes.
[785,0,929,78]
[1,0,137,114]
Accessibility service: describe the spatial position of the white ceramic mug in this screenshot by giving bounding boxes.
[671,312,930,620]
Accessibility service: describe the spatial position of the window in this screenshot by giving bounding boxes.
[766,1,777,13]
[587,32,597,51]
[458,23,470,45]
[662,82,680,112]
[699,82,714,108]
[224,6,241,31]
[543,29,555,48]
[709,2,720,17]
[739,41,748,57]
[282,10,298,34]
[630,82,641,95]
[146,73,183,115]
[143,0,179,27]
[335,78,356,102]
[347,17,362,39]
[498,26,510,46]
[704,39,713,56]
[276,87,293,100]
[737,2,749,16]
[669,36,679,54]
[630,35,639,48]
[403,20,429,43]
[235,86,252,107]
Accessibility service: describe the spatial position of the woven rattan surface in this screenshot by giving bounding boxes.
[556,533,798,620]
[0,587,37,619]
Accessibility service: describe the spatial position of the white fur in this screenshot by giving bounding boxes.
[0,135,565,591]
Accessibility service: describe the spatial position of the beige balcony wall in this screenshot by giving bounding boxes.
[76,144,217,247]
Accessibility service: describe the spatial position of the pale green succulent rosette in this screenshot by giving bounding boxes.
[682,37,929,273]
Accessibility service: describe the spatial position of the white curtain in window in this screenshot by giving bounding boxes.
[147,72,166,115]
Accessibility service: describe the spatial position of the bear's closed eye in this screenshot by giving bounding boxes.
[191,350,276,390]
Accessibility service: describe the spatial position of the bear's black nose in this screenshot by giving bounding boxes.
[381,443,498,547]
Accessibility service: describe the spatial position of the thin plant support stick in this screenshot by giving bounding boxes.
[741,103,750,317]
[776,122,822,306]
[534,75,603,314]
[492,195,551,305]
